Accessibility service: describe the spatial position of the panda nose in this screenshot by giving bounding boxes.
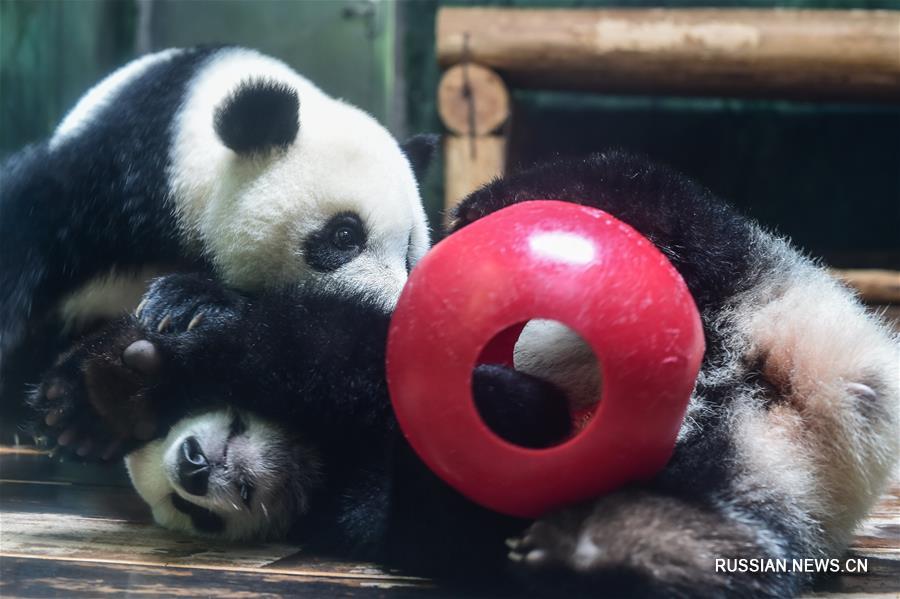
[177,436,209,496]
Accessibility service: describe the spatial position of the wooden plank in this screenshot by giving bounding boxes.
[0,556,437,598]
[0,480,149,522]
[807,554,900,597]
[0,511,301,570]
[1,458,897,596]
[436,8,900,102]
[0,449,132,488]
[0,478,418,584]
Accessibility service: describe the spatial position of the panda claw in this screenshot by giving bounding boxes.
[508,550,525,562]
[44,408,63,426]
[101,438,125,461]
[57,427,78,447]
[44,383,64,401]
[76,439,93,457]
[847,382,877,401]
[525,549,549,565]
[187,311,205,331]
[134,298,147,318]
[156,314,172,333]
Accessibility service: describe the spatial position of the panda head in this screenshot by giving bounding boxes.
[125,408,316,540]
[170,50,436,311]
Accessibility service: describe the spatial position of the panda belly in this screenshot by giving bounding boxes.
[57,266,173,335]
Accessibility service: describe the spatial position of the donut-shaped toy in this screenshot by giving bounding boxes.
[386,201,704,518]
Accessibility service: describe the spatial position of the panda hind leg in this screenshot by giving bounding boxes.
[506,485,801,599]
[29,273,247,459]
[28,319,152,460]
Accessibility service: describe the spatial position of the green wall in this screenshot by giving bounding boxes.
[0,0,135,154]
[0,0,396,154]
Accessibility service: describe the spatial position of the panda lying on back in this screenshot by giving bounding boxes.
[0,46,434,437]
[29,153,899,597]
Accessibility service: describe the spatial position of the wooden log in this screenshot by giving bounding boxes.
[438,64,511,136]
[436,8,900,101]
[443,135,506,219]
[831,269,900,304]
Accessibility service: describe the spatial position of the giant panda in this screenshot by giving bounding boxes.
[0,46,435,439]
[28,153,899,597]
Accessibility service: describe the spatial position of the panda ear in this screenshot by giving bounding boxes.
[214,79,299,155]
[400,134,439,184]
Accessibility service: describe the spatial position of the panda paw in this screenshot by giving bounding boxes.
[507,490,793,598]
[135,273,246,336]
[28,275,246,461]
[28,320,153,461]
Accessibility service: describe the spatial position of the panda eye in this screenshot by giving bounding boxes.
[305,213,367,272]
[332,225,362,251]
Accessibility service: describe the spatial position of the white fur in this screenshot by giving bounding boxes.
[695,229,899,555]
[58,266,170,333]
[514,320,601,411]
[167,47,429,309]
[51,49,182,149]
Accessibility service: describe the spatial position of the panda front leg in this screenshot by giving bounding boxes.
[28,271,400,455]
[29,274,249,458]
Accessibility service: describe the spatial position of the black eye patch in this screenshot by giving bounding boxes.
[228,413,247,438]
[304,212,367,272]
[171,493,225,534]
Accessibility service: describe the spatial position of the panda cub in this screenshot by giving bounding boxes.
[0,46,434,438]
[30,153,899,597]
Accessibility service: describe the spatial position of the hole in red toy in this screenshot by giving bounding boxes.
[472,320,602,449]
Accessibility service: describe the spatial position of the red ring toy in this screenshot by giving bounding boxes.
[386,201,704,518]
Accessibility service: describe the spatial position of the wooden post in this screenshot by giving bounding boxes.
[438,63,511,218]
[437,8,900,101]
[443,136,507,221]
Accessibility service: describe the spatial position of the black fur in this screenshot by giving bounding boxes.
[213,79,300,154]
[400,134,439,184]
[0,47,217,421]
[30,153,811,596]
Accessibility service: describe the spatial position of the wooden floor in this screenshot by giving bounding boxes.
[0,447,897,598]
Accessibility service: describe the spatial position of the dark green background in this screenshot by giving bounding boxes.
[2,0,898,264]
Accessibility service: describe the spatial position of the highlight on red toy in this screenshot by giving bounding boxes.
[386,201,705,519]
